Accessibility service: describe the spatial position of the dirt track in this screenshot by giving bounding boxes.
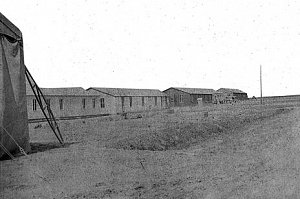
[1,104,300,198]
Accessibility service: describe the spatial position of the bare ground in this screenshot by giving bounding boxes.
[1,102,300,198]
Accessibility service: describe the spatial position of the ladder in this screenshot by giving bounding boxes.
[25,66,64,145]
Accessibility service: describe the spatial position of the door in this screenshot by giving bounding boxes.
[174,94,179,106]
[121,97,125,112]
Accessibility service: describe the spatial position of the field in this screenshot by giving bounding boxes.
[1,98,300,198]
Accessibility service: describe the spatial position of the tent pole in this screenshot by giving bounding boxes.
[25,66,64,145]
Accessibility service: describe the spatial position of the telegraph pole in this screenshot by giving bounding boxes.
[260,65,263,104]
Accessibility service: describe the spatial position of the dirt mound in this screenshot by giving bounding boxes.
[106,107,291,151]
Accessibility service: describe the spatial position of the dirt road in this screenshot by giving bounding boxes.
[1,106,300,198]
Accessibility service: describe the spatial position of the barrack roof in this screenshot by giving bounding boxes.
[217,88,246,94]
[164,87,216,95]
[26,87,99,96]
[88,87,167,97]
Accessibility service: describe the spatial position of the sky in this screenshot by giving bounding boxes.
[2,0,300,97]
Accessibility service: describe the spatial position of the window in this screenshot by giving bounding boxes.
[33,99,37,111]
[129,97,132,107]
[179,95,183,103]
[121,97,125,109]
[100,98,105,108]
[170,96,174,103]
[82,98,86,109]
[46,99,50,108]
[59,99,63,110]
[142,97,145,106]
[92,98,96,108]
[161,97,163,106]
[154,96,157,106]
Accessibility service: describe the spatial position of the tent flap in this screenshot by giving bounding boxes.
[0,34,29,158]
[0,12,22,40]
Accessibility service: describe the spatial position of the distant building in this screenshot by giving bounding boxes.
[27,87,168,120]
[87,87,168,114]
[216,88,248,103]
[212,91,226,104]
[163,87,216,107]
[26,87,112,120]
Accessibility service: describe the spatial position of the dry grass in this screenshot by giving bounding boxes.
[106,103,292,151]
[28,100,294,153]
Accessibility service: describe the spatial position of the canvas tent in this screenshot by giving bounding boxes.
[0,12,30,158]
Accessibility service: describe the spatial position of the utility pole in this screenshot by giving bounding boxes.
[260,65,263,104]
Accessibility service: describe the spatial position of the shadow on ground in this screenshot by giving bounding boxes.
[0,142,76,161]
[29,142,76,154]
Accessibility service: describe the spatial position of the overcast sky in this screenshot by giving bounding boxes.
[2,0,300,97]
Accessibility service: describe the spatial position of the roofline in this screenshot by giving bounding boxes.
[163,87,192,95]
[163,87,215,95]
[232,92,247,94]
[162,87,173,93]
[90,87,164,91]
[217,88,246,94]
[26,94,100,97]
[88,87,167,97]
[87,88,116,97]
[26,87,99,97]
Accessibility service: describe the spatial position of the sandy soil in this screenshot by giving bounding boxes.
[1,101,300,198]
